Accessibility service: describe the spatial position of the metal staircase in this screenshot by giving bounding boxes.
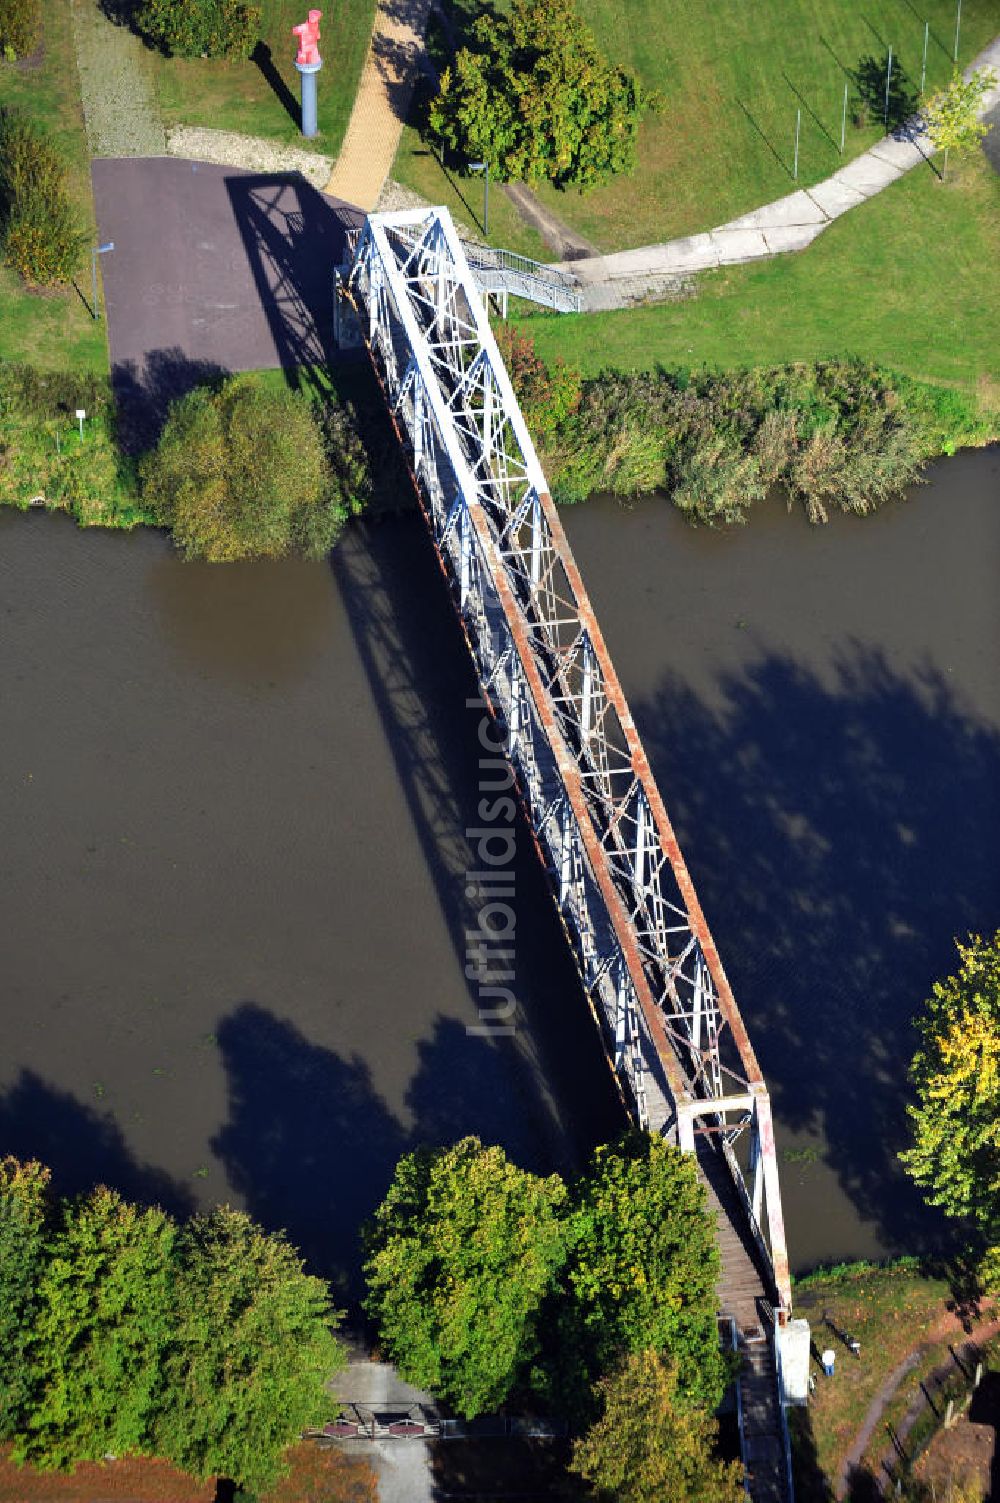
[460,238,582,312]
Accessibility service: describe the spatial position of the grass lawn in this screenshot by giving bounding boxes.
[522,151,1000,395]
[525,0,1000,252]
[391,125,550,260]
[0,0,109,373]
[789,1261,954,1498]
[148,0,377,160]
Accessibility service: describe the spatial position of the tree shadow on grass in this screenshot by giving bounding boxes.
[0,1069,195,1217]
[112,347,230,455]
[852,51,920,133]
[633,643,1000,1262]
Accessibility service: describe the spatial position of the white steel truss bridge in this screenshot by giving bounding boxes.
[340,207,799,1503]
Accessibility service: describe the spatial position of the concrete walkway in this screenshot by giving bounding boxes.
[69,0,165,157]
[560,35,1000,311]
[331,1361,436,1503]
[324,0,433,210]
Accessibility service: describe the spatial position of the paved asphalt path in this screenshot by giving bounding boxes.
[91,157,364,446]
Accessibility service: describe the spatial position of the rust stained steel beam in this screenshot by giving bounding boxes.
[534,492,765,1086]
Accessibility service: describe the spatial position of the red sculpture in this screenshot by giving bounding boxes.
[292,9,323,65]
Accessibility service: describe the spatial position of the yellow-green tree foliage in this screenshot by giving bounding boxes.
[570,1349,744,1503]
[900,933,1000,1252]
[923,68,997,177]
[0,1157,51,1440]
[364,1137,570,1417]
[142,375,369,562]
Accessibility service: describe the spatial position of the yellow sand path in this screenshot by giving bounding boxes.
[324,0,432,209]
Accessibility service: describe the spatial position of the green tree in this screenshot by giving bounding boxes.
[551,1132,726,1417]
[141,375,368,562]
[900,933,1000,1259]
[17,1186,177,1468]
[156,1206,344,1493]
[136,0,261,59]
[922,68,997,179]
[428,0,650,191]
[0,1157,51,1440]
[570,1349,744,1503]
[364,1137,569,1417]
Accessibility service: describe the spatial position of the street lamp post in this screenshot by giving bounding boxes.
[91,242,114,321]
[469,160,490,237]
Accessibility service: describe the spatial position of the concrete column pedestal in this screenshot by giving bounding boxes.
[295,58,323,138]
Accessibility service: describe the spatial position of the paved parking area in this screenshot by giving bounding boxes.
[91,157,364,445]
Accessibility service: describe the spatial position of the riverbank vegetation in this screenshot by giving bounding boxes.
[900,933,1000,1293]
[141,373,370,561]
[0,1157,344,1494]
[0,363,371,557]
[499,328,991,523]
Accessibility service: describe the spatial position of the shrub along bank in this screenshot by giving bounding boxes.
[0,364,371,558]
[498,328,995,523]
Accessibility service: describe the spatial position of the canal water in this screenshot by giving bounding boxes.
[1,444,997,1288]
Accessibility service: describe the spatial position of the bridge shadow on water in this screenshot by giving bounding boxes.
[209,512,625,1304]
[634,642,1000,1262]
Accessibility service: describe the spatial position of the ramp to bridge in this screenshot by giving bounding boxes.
[340,206,798,1502]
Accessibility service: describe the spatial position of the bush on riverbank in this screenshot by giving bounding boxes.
[530,354,934,523]
[141,375,370,561]
[499,332,991,523]
[0,1158,344,1491]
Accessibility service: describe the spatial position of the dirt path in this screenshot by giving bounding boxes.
[324,0,433,210]
[836,1315,1000,1499]
[501,182,599,260]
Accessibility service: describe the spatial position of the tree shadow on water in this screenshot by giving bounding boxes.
[0,1069,194,1217]
[210,1004,407,1304]
[635,643,1000,1260]
[210,1001,611,1309]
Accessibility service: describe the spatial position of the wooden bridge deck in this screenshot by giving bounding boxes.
[698,1141,791,1503]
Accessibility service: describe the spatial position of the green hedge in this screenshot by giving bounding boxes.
[0,108,85,286]
[136,0,261,59]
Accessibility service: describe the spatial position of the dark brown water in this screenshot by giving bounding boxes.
[1,444,998,1283]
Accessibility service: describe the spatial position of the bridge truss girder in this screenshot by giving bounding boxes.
[343,206,791,1314]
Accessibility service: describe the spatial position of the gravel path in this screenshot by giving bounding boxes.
[166,126,333,191]
[69,0,165,157]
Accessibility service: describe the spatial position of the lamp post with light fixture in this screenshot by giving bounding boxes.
[469,160,489,236]
[91,242,114,320]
